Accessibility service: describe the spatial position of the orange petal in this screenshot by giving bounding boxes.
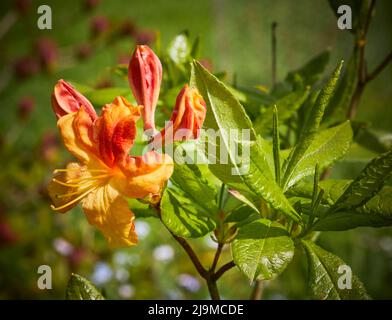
[113,151,174,198]
[96,96,141,167]
[57,106,97,163]
[82,184,138,248]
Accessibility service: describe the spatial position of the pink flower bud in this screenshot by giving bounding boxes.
[153,85,206,147]
[51,79,96,120]
[128,45,162,131]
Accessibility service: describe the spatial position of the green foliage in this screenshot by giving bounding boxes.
[282,61,344,189]
[191,61,300,222]
[331,149,392,211]
[285,50,331,86]
[301,240,370,300]
[160,162,218,238]
[254,86,310,135]
[66,274,105,300]
[232,219,294,281]
[285,121,353,189]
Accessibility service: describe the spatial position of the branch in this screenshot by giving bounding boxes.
[250,280,264,300]
[210,243,223,272]
[170,233,208,278]
[214,261,235,280]
[366,50,392,83]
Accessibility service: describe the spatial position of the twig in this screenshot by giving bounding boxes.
[170,233,208,278]
[250,280,264,300]
[211,243,223,273]
[366,50,392,83]
[214,261,235,280]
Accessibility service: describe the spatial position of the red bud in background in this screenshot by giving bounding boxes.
[153,85,206,147]
[90,15,110,37]
[128,45,162,131]
[51,79,96,120]
[14,56,40,78]
[18,96,35,120]
[35,37,59,72]
[135,30,156,45]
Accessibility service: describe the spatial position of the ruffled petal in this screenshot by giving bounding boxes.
[82,184,138,248]
[57,106,97,163]
[96,96,141,167]
[112,151,174,198]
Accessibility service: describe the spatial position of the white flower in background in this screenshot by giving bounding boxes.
[91,262,113,286]
[118,284,135,299]
[115,268,130,282]
[135,220,151,240]
[177,273,201,292]
[113,251,141,267]
[153,244,174,262]
[53,237,73,256]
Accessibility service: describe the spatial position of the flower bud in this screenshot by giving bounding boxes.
[153,85,206,147]
[128,45,162,131]
[51,79,96,120]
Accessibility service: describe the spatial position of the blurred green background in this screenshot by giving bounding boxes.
[0,0,391,299]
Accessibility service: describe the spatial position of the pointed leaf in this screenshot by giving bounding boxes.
[302,240,370,300]
[286,121,353,189]
[191,61,300,222]
[332,149,392,211]
[232,219,294,281]
[66,274,104,300]
[283,61,344,189]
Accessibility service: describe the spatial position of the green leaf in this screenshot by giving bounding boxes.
[332,149,392,211]
[286,50,331,86]
[324,47,360,124]
[301,240,370,300]
[170,161,219,215]
[232,219,294,281]
[128,199,158,219]
[315,184,392,231]
[282,61,344,189]
[285,121,353,189]
[254,86,310,135]
[227,189,260,214]
[66,274,104,300]
[161,187,216,238]
[191,61,300,222]
[224,205,260,227]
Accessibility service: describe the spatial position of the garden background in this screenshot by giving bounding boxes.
[0,0,391,299]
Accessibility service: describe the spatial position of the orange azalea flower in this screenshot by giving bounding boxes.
[48,80,173,248]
